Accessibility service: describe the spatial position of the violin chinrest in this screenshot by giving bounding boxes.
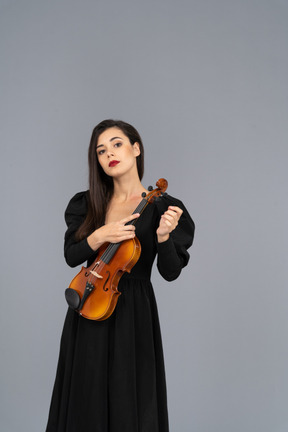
[65,288,81,310]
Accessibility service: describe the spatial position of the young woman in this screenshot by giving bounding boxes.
[46,119,195,432]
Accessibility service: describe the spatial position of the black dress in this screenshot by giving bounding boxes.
[46,191,195,432]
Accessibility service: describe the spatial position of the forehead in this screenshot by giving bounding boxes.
[98,127,127,144]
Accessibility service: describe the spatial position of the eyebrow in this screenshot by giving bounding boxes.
[96,136,123,148]
[110,136,123,141]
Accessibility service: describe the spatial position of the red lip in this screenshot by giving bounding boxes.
[109,160,120,167]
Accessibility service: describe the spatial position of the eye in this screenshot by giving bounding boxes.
[114,142,122,148]
[97,149,105,156]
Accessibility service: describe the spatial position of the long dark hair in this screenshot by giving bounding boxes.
[76,119,144,241]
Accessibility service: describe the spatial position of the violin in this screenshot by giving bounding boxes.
[65,178,168,320]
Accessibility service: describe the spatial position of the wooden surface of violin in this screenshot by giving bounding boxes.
[68,237,141,320]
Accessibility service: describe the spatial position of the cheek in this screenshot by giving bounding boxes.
[124,146,137,160]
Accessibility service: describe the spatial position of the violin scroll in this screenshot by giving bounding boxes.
[156,178,168,192]
[145,178,168,204]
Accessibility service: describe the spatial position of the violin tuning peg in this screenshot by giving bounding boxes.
[148,186,153,191]
[162,192,168,197]
[141,192,147,197]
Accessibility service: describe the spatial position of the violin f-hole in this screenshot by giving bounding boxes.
[103,271,110,292]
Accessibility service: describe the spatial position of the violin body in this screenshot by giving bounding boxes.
[67,237,141,320]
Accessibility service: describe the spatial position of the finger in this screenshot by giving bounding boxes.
[162,219,173,227]
[163,210,180,220]
[114,232,136,242]
[161,213,175,223]
[162,210,181,223]
[120,213,140,224]
[168,206,183,216]
[167,209,183,221]
[122,225,136,231]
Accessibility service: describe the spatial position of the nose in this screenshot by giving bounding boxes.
[107,148,115,158]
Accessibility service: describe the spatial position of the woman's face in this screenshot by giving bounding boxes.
[96,127,140,177]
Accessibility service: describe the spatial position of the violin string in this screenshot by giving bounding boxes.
[101,243,117,263]
[87,259,105,285]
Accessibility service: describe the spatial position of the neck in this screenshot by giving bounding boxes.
[112,170,146,202]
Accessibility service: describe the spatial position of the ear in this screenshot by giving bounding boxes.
[133,142,141,157]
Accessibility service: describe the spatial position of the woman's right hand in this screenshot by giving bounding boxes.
[87,213,140,251]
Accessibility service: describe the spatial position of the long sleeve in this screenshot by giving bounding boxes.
[64,191,96,268]
[154,194,195,281]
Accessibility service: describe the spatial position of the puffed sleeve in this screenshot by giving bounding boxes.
[64,191,96,268]
[154,194,195,281]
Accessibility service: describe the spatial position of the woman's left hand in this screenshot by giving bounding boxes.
[156,206,183,243]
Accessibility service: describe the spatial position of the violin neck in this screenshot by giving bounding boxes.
[126,198,148,226]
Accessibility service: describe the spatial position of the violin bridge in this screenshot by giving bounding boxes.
[89,261,103,279]
[90,270,103,279]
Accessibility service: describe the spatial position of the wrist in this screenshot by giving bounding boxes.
[87,228,104,251]
[157,233,170,243]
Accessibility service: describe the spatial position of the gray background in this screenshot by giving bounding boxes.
[1,0,287,431]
